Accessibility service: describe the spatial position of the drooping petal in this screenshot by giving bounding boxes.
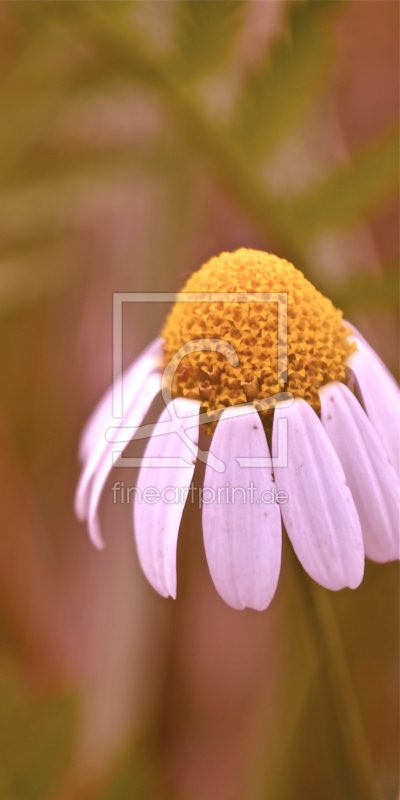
[202,405,282,611]
[78,336,163,464]
[85,372,161,549]
[346,343,399,474]
[320,382,399,562]
[273,399,364,590]
[344,321,395,381]
[134,398,200,598]
[75,339,163,520]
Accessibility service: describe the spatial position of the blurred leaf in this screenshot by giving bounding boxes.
[98,746,169,800]
[0,660,77,800]
[289,127,399,237]
[232,0,338,159]
[0,6,96,95]
[171,0,244,82]
[56,3,308,269]
[0,245,72,314]
[0,139,177,192]
[3,0,397,287]
[329,266,399,315]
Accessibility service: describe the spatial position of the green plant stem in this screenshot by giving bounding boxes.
[294,560,378,800]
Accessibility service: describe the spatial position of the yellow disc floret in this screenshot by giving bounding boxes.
[162,249,355,430]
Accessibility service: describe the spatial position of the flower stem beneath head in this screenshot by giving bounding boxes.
[294,557,379,800]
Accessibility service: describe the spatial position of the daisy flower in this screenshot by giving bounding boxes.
[75,250,399,610]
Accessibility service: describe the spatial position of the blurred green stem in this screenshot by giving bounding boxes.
[295,561,378,800]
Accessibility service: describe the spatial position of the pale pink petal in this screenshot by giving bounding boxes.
[320,382,399,562]
[273,399,364,590]
[202,406,282,610]
[75,339,163,520]
[79,336,163,463]
[346,344,399,474]
[344,321,395,381]
[134,398,200,598]
[86,372,161,549]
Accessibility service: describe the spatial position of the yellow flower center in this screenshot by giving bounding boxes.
[162,249,355,431]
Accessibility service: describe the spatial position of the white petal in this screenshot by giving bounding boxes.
[273,399,364,590]
[346,344,399,474]
[75,339,163,520]
[320,382,399,562]
[344,321,395,381]
[134,398,200,599]
[202,406,282,610]
[78,337,163,463]
[85,372,161,549]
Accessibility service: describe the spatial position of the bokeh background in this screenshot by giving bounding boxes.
[0,2,398,799]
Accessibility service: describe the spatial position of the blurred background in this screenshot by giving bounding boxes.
[0,2,398,799]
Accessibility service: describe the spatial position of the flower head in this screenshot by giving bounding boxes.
[75,250,399,610]
[163,249,355,427]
